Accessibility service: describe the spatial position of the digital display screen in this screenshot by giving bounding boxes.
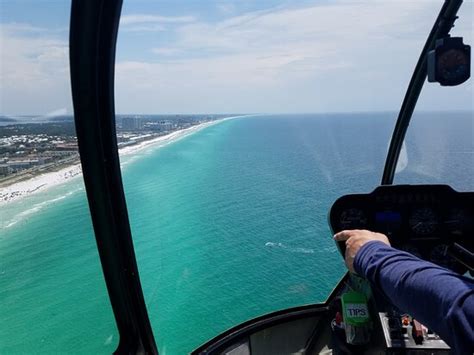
[376,211,401,223]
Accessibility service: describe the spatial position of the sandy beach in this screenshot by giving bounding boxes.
[0,116,243,205]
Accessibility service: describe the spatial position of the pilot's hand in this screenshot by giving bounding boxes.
[333,229,390,273]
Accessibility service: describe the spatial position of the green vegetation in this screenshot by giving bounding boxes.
[0,122,76,138]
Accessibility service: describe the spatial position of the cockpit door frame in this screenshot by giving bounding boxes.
[381,0,463,185]
[69,0,158,353]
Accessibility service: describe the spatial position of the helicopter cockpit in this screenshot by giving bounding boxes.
[66,0,474,355]
[328,184,473,353]
[67,0,472,354]
[1,0,472,353]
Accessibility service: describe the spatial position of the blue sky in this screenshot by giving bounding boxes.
[0,0,472,115]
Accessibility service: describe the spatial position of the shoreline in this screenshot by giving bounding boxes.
[0,115,245,206]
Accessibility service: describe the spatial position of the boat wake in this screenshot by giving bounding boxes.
[265,241,315,254]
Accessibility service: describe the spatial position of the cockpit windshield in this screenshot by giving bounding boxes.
[394,2,473,191]
[0,1,118,353]
[0,0,472,354]
[114,1,471,353]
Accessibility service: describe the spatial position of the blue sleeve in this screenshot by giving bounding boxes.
[353,241,474,354]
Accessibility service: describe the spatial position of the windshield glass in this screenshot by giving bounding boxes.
[114,1,450,353]
[394,2,473,191]
[2,1,472,354]
[0,2,118,353]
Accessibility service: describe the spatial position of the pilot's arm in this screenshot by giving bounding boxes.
[334,230,474,355]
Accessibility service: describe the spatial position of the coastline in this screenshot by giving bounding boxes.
[0,115,245,205]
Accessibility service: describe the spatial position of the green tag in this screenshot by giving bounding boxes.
[341,292,370,326]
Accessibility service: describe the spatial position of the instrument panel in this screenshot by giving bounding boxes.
[329,185,474,274]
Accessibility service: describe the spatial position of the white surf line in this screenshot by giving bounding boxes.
[0,116,248,206]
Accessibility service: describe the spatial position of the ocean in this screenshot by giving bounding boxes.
[0,112,472,354]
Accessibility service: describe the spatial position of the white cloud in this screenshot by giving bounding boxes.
[0,23,71,115]
[119,14,196,33]
[171,1,432,55]
[120,14,195,25]
[121,24,166,33]
[1,1,472,115]
[117,1,470,113]
[0,22,68,34]
[216,3,237,15]
[151,47,183,56]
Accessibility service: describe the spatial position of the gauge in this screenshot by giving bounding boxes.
[409,207,438,236]
[437,49,469,82]
[339,208,367,230]
[444,208,473,236]
[428,37,471,86]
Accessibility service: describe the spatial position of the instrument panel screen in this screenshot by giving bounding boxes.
[376,211,402,223]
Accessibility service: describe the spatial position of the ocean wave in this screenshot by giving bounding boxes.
[265,241,314,254]
[2,189,81,229]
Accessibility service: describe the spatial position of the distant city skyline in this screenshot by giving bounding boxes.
[1,0,472,116]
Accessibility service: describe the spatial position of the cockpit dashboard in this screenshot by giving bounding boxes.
[328,185,473,353]
[329,184,474,274]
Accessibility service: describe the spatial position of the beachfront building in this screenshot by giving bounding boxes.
[157,121,173,132]
[0,164,11,176]
[122,117,143,131]
[6,159,39,172]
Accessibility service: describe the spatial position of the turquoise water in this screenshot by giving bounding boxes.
[1,113,472,354]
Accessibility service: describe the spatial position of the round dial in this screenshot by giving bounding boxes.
[445,208,473,236]
[437,49,469,82]
[409,207,438,235]
[339,208,367,230]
